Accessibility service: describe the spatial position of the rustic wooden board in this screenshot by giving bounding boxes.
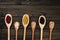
[0,5,60,40]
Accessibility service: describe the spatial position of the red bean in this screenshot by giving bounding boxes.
[6,16,11,24]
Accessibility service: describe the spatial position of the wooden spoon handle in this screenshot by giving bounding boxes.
[32,30,34,40]
[8,28,10,40]
[16,30,18,40]
[50,29,52,40]
[23,28,26,40]
[40,29,43,40]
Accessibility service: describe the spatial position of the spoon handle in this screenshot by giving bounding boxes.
[32,30,34,40]
[50,29,52,40]
[40,29,43,40]
[8,28,10,40]
[16,30,18,40]
[23,28,26,40]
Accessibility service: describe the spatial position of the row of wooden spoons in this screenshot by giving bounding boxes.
[5,14,55,40]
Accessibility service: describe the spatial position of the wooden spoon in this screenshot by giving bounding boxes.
[38,15,46,40]
[5,14,12,40]
[14,21,20,40]
[22,14,29,40]
[49,21,55,40]
[31,21,36,40]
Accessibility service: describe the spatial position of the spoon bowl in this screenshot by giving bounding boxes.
[39,15,46,29]
[14,21,20,30]
[22,14,29,28]
[5,14,12,28]
[49,21,55,30]
[31,21,36,30]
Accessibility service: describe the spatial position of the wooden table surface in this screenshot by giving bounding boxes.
[0,1,60,40]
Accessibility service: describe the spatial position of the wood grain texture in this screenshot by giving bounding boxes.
[0,4,60,40]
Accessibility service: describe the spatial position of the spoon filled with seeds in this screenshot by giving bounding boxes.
[38,15,46,40]
[5,14,12,40]
[22,14,29,40]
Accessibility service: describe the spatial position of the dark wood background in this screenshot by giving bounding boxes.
[0,0,60,40]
